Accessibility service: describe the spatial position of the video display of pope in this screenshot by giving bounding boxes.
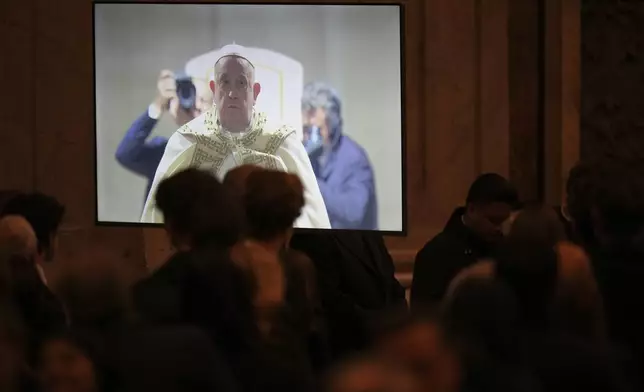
[141,45,331,229]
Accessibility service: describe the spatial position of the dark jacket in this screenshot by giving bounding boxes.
[115,111,168,196]
[280,249,331,372]
[8,258,66,360]
[104,322,239,392]
[290,231,406,360]
[411,207,495,309]
[132,251,193,324]
[591,245,644,389]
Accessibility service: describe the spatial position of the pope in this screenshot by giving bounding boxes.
[141,44,330,229]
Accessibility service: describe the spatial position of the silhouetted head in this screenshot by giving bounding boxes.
[222,164,265,198]
[0,215,37,261]
[156,168,244,250]
[506,203,567,248]
[1,193,65,263]
[37,329,106,392]
[592,160,644,251]
[464,174,519,244]
[242,170,305,244]
[376,312,462,392]
[326,355,421,392]
[495,240,559,329]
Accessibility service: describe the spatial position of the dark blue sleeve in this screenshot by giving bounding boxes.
[115,111,168,180]
[317,151,375,228]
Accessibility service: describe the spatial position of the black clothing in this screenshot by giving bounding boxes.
[411,207,495,308]
[290,231,406,360]
[103,322,239,392]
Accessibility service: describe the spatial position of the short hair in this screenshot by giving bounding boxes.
[507,203,567,247]
[214,55,255,83]
[302,82,343,131]
[495,240,559,327]
[593,160,644,241]
[155,168,244,248]
[1,192,65,255]
[466,173,519,206]
[0,190,22,212]
[243,170,305,241]
[0,215,38,259]
[222,164,265,197]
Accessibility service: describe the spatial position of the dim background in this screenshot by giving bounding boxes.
[94,3,403,231]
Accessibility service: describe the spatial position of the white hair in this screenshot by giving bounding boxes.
[214,55,255,83]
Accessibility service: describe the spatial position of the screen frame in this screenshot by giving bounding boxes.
[92,1,408,236]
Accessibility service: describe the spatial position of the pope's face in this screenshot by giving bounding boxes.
[212,56,261,132]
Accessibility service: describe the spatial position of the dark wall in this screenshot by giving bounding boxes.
[1,0,570,284]
[582,1,644,161]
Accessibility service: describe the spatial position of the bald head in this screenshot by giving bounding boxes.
[0,215,37,260]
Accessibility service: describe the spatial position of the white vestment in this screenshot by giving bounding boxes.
[141,108,330,229]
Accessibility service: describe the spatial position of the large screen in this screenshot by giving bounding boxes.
[94,2,404,232]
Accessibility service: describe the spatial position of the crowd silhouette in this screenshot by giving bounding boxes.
[1,157,644,392]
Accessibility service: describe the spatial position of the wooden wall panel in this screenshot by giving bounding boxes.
[27,0,146,285]
[0,0,35,191]
[478,0,510,178]
[0,0,580,286]
[581,1,644,163]
[508,0,541,202]
[544,0,580,205]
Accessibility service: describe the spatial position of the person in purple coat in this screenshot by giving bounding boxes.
[115,70,212,196]
[301,82,378,230]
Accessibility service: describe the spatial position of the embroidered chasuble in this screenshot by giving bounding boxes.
[141,108,331,229]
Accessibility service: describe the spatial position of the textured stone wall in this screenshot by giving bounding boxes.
[582,1,644,161]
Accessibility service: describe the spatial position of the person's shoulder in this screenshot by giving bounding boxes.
[262,122,298,140]
[176,110,211,136]
[339,134,366,152]
[414,231,459,262]
[338,135,372,163]
[417,230,451,252]
[255,121,299,152]
[283,248,315,273]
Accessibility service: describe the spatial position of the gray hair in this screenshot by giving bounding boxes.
[214,55,255,83]
[302,82,343,131]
